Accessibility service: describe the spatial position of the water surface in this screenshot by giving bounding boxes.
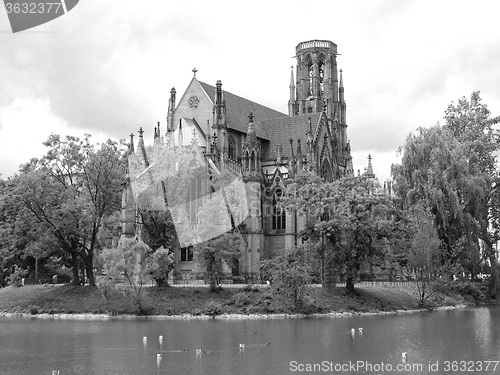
[1,306,499,374]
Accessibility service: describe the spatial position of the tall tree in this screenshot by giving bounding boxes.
[9,134,125,286]
[406,205,443,305]
[444,91,500,295]
[282,171,394,294]
[392,126,489,280]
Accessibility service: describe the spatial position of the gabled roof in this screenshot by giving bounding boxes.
[199,81,286,140]
[262,113,322,159]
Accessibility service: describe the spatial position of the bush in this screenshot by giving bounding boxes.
[29,305,40,314]
[7,266,28,287]
[242,284,253,292]
[233,293,251,307]
[203,300,224,317]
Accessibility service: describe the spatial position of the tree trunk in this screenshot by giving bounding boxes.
[70,253,80,286]
[86,258,95,287]
[345,274,355,294]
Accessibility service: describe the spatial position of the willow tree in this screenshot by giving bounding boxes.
[444,91,500,294]
[392,125,490,281]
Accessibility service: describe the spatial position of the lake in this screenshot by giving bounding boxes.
[1,306,499,374]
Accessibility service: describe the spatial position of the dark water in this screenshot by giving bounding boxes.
[1,306,499,375]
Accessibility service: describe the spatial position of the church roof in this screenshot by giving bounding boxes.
[262,113,322,159]
[199,81,286,140]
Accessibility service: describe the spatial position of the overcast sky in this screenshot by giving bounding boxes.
[1,0,499,183]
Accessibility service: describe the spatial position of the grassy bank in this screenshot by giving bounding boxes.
[0,281,490,317]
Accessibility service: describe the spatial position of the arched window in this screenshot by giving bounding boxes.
[251,151,255,170]
[228,137,236,161]
[319,61,325,97]
[308,62,314,96]
[320,159,333,182]
[272,188,286,230]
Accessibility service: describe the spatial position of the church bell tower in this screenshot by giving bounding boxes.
[289,40,340,119]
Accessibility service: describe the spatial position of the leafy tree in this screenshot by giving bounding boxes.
[193,232,240,292]
[145,246,173,287]
[7,265,28,287]
[8,135,126,286]
[261,245,313,307]
[406,205,443,305]
[282,171,394,294]
[392,126,489,281]
[100,239,152,314]
[443,91,500,296]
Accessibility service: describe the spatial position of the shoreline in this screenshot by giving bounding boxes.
[0,303,472,321]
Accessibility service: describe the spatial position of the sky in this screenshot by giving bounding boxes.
[1,0,499,183]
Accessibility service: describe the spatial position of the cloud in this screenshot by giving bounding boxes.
[0,0,217,139]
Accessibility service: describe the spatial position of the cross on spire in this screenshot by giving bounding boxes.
[192,67,198,77]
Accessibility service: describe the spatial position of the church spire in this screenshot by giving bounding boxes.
[365,154,375,178]
[167,87,176,132]
[242,113,260,179]
[288,65,296,116]
[339,69,344,102]
[128,132,135,154]
[246,112,256,143]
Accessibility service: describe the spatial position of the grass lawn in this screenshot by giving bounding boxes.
[0,281,479,317]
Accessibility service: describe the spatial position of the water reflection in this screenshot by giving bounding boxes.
[0,306,499,375]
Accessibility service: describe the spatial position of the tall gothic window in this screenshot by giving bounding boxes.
[272,188,286,230]
[308,62,314,96]
[319,61,325,97]
[228,137,236,161]
[320,159,333,182]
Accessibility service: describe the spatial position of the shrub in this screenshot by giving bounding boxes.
[233,293,251,307]
[7,266,28,287]
[203,301,224,317]
[29,306,40,314]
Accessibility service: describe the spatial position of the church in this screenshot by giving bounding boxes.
[121,40,365,283]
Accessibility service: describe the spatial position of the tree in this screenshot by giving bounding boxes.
[443,91,500,297]
[261,245,314,307]
[100,239,152,314]
[193,233,240,292]
[406,205,443,305]
[9,134,125,286]
[145,246,173,287]
[282,171,394,294]
[391,125,489,281]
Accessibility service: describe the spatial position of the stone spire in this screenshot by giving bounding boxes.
[167,87,176,132]
[288,65,296,116]
[245,112,256,143]
[242,112,260,179]
[137,127,145,151]
[365,154,375,178]
[128,132,135,154]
